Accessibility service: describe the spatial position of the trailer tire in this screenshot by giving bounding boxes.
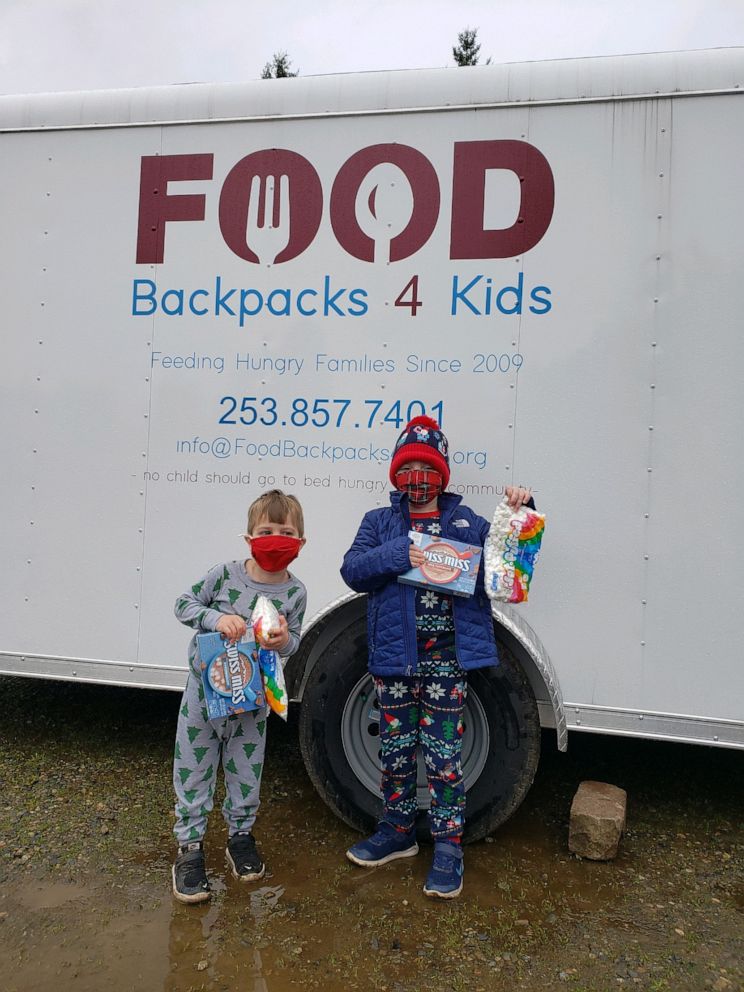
[298,615,540,843]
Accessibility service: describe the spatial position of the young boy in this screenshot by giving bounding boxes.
[340,417,533,899]
[171,489,307,904]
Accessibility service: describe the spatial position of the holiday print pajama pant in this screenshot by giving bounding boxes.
[375,643,467,841]
[172,672,267,846]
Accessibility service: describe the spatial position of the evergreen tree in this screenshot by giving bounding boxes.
[452,28,490,66]
[261,52,298,79]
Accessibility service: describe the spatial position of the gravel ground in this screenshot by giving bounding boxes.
[0,675,741,992]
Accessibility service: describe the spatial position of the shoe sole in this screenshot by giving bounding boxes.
[171,865,211,904]
[226,848,266,882]
[423,879,463,899]
[346,843,419,868]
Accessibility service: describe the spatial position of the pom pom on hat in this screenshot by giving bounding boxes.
[389,416,450,487]
[406,415,440,432]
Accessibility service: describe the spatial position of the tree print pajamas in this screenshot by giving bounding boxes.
[172,561,306,846]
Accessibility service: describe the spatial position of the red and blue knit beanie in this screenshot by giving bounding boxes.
[389,416,450,487]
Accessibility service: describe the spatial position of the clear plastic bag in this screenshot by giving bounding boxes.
[484,500,545,603]
[252,595,282,645]
[257,647,288,721]
[252,595,289,720]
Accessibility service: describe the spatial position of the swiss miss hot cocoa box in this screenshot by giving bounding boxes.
[196,631,265,720]
[398,531,483,598]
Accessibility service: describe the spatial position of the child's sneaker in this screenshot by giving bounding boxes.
[346,822,419,867]
[172,842,211,904]
[423,841,464,899]
[226,831,265,882]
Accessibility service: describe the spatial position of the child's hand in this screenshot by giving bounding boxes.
[216,614,247,643]
[505,486,532,510]
[409,544,427,568]
[261,614,289,652]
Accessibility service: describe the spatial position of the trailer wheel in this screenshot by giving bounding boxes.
[298,615,540,843]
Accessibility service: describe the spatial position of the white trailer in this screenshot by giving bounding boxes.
[2,48,742,839]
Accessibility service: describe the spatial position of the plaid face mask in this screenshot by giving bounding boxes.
[394,468,443,504]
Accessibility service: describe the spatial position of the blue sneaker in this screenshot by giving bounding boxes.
[346,822,419,867]
[423,841,464,899]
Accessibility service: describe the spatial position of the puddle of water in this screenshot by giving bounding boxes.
[15,881,92,912]
[2,897,173,992]
[2,816,615,992]
[0,755,612,992]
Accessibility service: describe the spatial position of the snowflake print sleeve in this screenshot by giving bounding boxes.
[174,563,226,633]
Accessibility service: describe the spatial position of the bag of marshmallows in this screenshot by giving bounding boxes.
[251,595,289,720]
[484,499,546,604]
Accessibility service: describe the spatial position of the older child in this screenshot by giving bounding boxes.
[171,489,307,903]
[341,417,532,899]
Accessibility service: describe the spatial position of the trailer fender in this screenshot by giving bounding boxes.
[490,603,567,752]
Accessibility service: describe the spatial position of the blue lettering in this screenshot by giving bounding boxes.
[323,275,346,317]
[297,289,318,316]
[189,289,209,315]
[496,273,523,315]
[348,288,369,316]
[214,276,236,316]
[529,285,552,314]
[451,275,482,316]
[162,288,184,316]
[267,289,291,317]
[239,289,263,327]
[132,279,157,316]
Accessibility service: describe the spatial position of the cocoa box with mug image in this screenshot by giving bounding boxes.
[398,531,482,598]
[197,631,265,720]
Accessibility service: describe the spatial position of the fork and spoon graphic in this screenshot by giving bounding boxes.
[245,164,414,265]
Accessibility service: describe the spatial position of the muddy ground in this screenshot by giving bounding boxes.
[0,676,741,992]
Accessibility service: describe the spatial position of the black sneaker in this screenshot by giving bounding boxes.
[226,831,265,882]
[172,842,211,904]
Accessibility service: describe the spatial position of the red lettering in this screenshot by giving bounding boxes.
[135,154,213,264]
[330,144,439,262]
[218,150,322,263]
[135,141,555,265]
[449,140,554,259]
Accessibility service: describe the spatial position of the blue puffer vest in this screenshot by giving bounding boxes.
[340,491,499,676]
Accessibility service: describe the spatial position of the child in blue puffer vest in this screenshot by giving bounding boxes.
[340,416,533,899]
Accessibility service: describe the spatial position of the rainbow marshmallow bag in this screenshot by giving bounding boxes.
[484,499,546,604]
[252,595,289,720]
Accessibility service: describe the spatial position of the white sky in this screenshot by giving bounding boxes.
[1,0,743,94]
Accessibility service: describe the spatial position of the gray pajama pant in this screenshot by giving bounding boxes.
[172,671,267,846]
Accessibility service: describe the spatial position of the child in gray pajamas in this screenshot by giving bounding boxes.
[171,490,307,904]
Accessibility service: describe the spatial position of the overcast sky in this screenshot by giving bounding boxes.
[1,0,743,95]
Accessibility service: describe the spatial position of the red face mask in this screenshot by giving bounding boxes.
[394,468,443,505]
[250,535,302,572]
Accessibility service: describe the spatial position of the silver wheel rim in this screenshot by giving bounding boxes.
[340,673,490,806]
